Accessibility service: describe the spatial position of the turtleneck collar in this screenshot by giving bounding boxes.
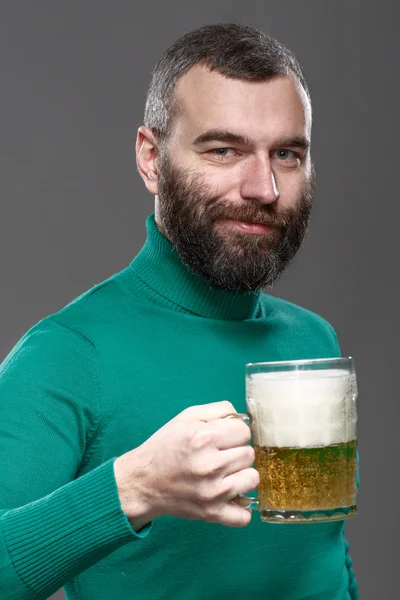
[129,214,261,321]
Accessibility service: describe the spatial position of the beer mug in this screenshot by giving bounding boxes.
[240,357,358,523]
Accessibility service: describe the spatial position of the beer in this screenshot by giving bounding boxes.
[254,441,357,511]
[246,367,358,522]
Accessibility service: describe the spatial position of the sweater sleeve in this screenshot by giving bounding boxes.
[0,320,149,599]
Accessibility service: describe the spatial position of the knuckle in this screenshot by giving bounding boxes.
[190,426,213,452]
[198,484,217,503]
[177,405,194,418]
[179,405,202,421]
[191,458,211,478]
[206,460,222,478]
[220,400,235,414]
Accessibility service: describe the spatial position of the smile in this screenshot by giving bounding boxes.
[224,219,274,235]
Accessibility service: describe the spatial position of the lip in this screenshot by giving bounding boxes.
[225,219,274,235]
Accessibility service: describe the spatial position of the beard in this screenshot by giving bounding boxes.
[156,154,315,293]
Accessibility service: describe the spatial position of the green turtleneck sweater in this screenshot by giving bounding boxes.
[0,214,358,600]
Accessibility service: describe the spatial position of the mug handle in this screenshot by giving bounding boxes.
[221,412,260,511]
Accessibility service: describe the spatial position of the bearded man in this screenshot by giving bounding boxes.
[0,23,358,600]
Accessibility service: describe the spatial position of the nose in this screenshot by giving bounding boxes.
[240,157,279,205]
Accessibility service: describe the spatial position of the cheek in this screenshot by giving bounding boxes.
[201,169,240,199]
[274,172,308,207]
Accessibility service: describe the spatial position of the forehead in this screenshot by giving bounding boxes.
[172,65,311,143]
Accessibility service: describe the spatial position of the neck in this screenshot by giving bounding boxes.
[128,214,262,321]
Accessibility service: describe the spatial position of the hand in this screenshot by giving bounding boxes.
[114,401,259,530]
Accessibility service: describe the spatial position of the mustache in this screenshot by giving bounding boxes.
[204,199,294,229]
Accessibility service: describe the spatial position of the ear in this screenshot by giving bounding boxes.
[136,126,160,195]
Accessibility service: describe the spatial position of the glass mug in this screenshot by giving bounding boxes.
[235,357,358,523]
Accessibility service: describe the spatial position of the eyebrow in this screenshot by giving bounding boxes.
[192,129,310,151]
[192,129,253,147]
[274,135,310,151]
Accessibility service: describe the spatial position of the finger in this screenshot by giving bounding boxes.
[218,446,255,477]
[207,418,252,450]
[206,502,252,528]
[176,400,236,422]
[219,467,260,502]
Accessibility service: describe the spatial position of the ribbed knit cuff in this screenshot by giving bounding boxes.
[3,458,151,598]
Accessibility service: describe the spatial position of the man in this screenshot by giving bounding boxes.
[0,23,358,600]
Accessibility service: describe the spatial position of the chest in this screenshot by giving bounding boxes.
[86,310,328,461]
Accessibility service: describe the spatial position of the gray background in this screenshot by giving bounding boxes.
[0,1,397,598]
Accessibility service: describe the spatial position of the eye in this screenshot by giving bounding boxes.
[274,149,296,161]
[212,148,237,159]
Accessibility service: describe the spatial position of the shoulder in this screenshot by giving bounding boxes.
[50,268,128,333]
[1,268,127,374]
[0,316,97,384]
[261,293,335,330]
[20,263,134,349]
[259,293,340,351]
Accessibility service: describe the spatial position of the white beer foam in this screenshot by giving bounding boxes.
[246,369,357,448]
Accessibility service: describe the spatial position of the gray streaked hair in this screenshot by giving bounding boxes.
[144,23,310,145]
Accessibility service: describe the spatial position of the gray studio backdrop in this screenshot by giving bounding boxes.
[1,1,397,598]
